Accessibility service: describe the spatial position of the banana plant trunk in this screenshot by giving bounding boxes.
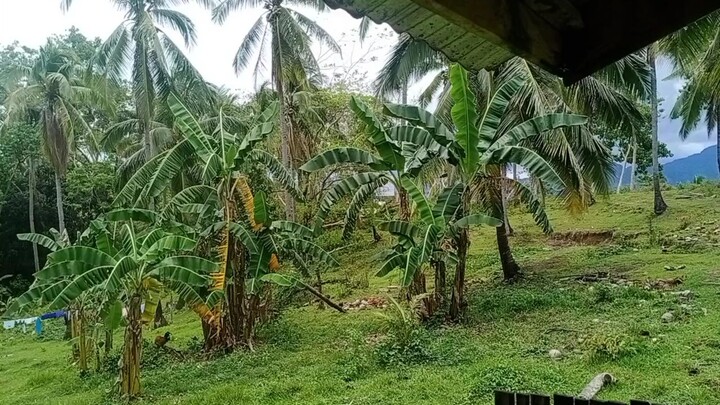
[105,329,113,357]
[648,48,667,215]
[77,310,88,373]
[54,171,66,234]
[121,296,142,398]
[449,226,468,321]
[432,258,446,308]
[449,190,471,320]
[28,158,39,272]
[399,186,428,300]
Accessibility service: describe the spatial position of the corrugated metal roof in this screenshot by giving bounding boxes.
[325,0,513,72]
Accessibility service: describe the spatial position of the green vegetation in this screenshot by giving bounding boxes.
[2,2,720,404]
[3,186,720,404]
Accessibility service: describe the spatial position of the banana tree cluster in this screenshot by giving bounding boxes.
[301,96,454,236]
[375,178,501,318]
[11,213,210,398]
[116,93,335,351]
[383,64,595,319]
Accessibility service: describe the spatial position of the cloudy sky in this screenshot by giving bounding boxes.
[0,0,713,161]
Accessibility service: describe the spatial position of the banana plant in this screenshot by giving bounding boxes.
[301,95,452,239]
[116,93,328,350]
[386,64,592,319]
[11,211,211,398]
[375,178,501,317]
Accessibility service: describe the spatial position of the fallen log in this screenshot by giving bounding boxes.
[578,373,616,400]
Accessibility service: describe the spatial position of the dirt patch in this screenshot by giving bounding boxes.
[549,230,615,246]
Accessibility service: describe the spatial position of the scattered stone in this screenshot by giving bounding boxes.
[652,338,659,343]
[679,304,693,312]
[342,296,388,311]
[671,290,694,299]
[661,311,675,323]
[632,248,639,252]
[549,349,563,360]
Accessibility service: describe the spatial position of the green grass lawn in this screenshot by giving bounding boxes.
[3,184,720,404]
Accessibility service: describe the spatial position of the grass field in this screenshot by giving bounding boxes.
[2,184,720,404]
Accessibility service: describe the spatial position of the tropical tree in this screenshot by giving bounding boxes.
[2,45,109,234]
[212,0,341,221]
[669,13,720,176]
[61,0,210,164]
[387,65,608,319]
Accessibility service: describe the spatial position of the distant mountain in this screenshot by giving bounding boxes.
[611,146,719,186]
[663,146,718,183]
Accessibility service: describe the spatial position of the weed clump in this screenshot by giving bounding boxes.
[583,332,640,362]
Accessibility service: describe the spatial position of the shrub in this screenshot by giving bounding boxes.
[375,298,434,367]
[466,365,529,401]
[583,332,639,362]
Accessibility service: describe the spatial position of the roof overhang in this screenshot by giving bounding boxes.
[325,0,720,84]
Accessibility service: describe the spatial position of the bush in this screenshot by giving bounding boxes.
[338,329,373,382]
[466,365,529,401]
[592,284,614,304]
[375,299,434,367]
[583,332,639,362]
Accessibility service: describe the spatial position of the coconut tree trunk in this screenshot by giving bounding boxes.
[617,146,631,194]
[153,300,168,329]
[272,32,296,222]
[28,158,39,272]
[449,190,471,321]
[497,224,521,280]
[648,48,667,215]
[716,125,720,175]
[630,136,638,190]
[120,296,142,398]
[54,171,66,234]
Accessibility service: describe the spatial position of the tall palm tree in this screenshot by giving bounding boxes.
[3,46,106,234]
[646,46,667,215]
[669,13,720,175]
[212,0,340,221]
[61,0,210,164]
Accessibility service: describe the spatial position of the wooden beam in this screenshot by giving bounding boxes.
[408,0,564,74]
[563,0,720,84]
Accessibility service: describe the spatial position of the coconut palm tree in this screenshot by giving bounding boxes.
[669,13,720,176]
[212,0,341,221]
[3,46,107,234]
[61,0,210,164]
